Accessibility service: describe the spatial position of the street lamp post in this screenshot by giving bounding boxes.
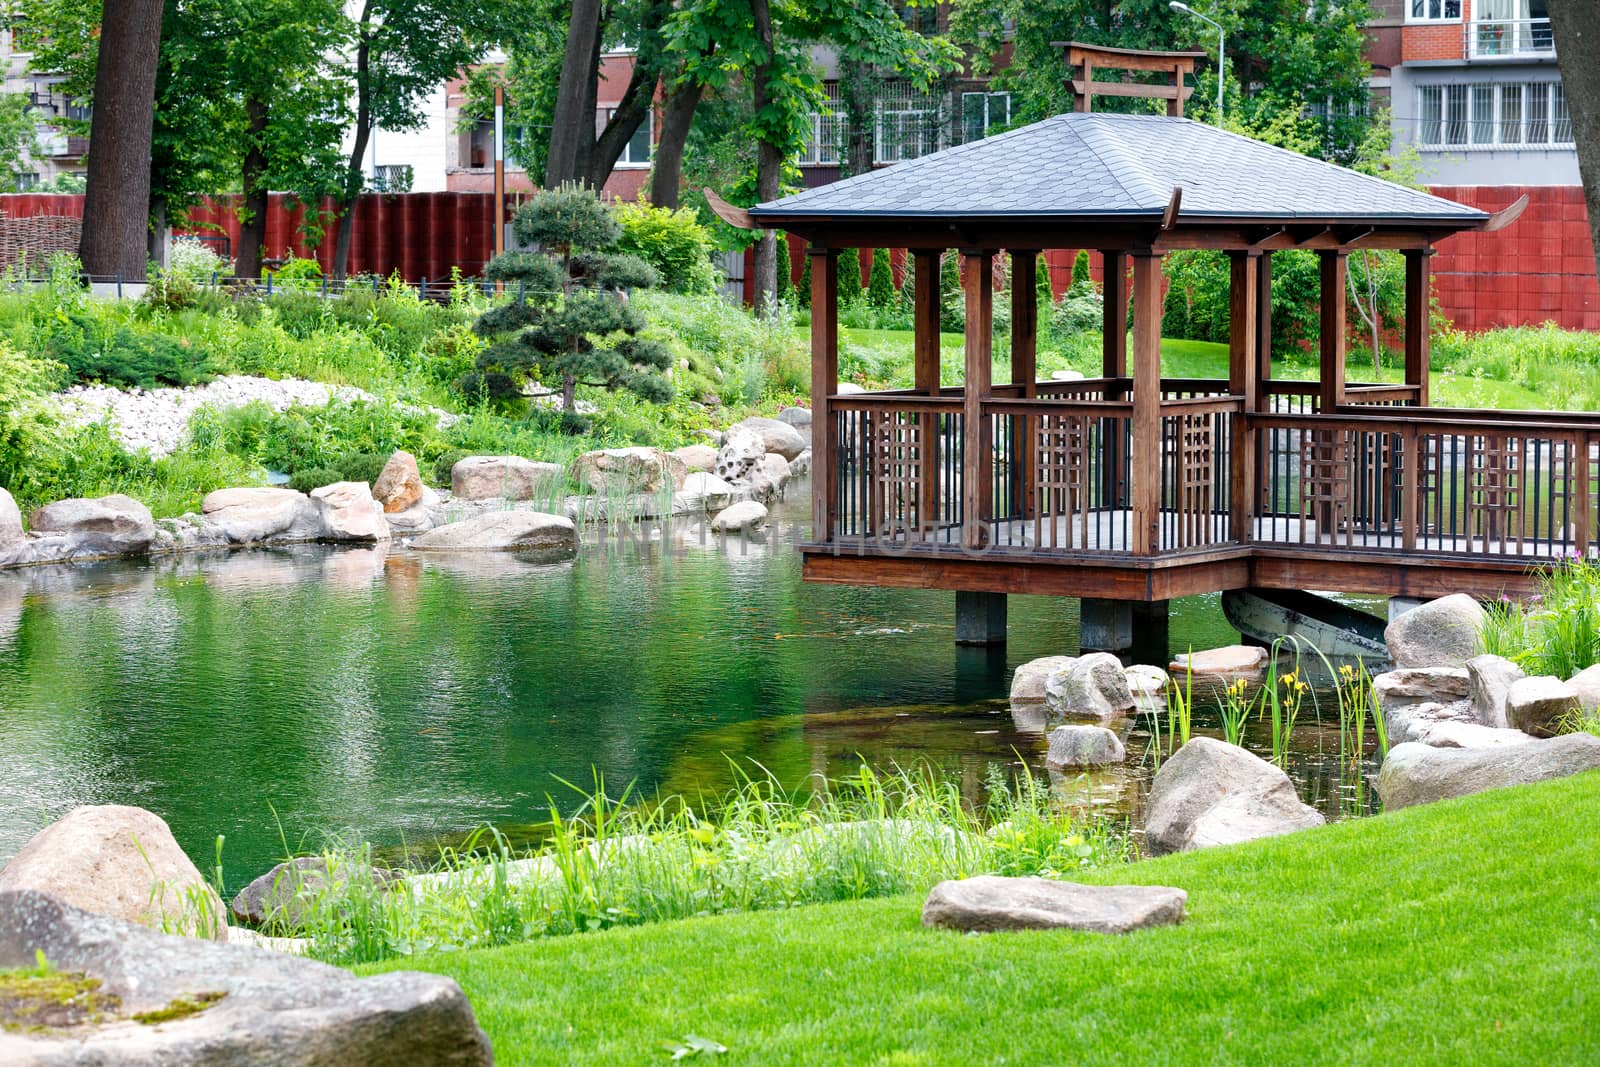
[1170,1,1224,124]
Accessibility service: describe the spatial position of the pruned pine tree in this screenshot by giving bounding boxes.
[470,185,672,430]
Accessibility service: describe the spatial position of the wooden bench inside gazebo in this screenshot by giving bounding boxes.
[740,45,1576,649]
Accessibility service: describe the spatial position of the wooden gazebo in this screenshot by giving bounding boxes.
[742,48,1565,647]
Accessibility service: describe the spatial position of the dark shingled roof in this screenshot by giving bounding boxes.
[749,112,1486,226]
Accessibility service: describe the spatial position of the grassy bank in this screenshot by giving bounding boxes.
[366,770,1600,1065]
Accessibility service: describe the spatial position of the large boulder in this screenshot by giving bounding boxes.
[922,876,1186,934]
[1504,676,1581,737]
[1467,654,1525,729]
[1168,645,1268,683]
[571,447,687,496]
[0,890,492,1066]
[230,857,404,932]
[679,471,736,510]
[371,451,423,514]
[671,444,718,472]
[1384,593,1486,668]
[729,416,808,461]
[1372,667,1471,713]
[28,494,155,556]
[1383,699,1477,746]
[1375,734,1600,810]
[199,487,321,545]
[1406,721,1535,749]
[710,500,768,534]
[310,482,389,542]
[450,455,564,502]
[0,487,22,550]
[1045,652,1135,722]
[713,426,766,485]
[1124,665,1169,697]
[0,805,227,940]
[1567,663,1600,714]
[412,511,577,552]
[1045,724,1126,768]
[776,406,812,429]
[1010,656,1076,704]
[1143,737,1324,855]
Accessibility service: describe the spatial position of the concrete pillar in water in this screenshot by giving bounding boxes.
[955,591,1007,645]
[1080,598,1169,662]
[1388,596,1425,620]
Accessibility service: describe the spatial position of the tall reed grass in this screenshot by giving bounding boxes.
[1481,558,1600,680]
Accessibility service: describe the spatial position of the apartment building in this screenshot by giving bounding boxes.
[0,14,87,190]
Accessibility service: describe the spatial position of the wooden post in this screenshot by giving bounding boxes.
[1255,250,1273,412]
[1228,252,1259,544]
[961,251,994,551]
[1075,57,1094,112]
[1011,251,1038,519]
[1131,251,1163,556]
[913,250,941,537]
[1404,248,1432,407]
[1318,250,1348,413]
[810,248,839,544]
[1102,251,1129,386]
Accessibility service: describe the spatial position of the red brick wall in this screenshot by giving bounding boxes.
[1401,0,1468,62]
[1429,185,1600,332]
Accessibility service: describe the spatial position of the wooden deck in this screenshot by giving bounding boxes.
[805,378,1599,602]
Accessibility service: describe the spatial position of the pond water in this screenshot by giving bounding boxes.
[0,488,1387,892]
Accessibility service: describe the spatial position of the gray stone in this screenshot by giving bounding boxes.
[730,416,808,460]
[28,495,155,556]
[451,455,563,501]
[230,857,403,931]
[1383,592,1486,668]
[1567,663,1600,714]
[713,426,766,485]
[789,448,812,477]
[0,487,23,549]
[371,451,423,514]
[710,500,768,534]
[1144,737,1323,855]
[1124,665,1170,697]
[1505,675,1581,737]
[1408,720,1536,749]
[1045,652,1135,722]
[1183,787,1326,850]
[198,488,320,545]
[1045,724,1126,768]
[1383,699,1475,746]
[1375,733,1600,810]
[776,406,812,429]
[0,806,226,940]
[753,452,792,497]
[413,511,577,552]
[671,444,718,472]
[571,447,687,495]
[1168,645,1268,683]
[1010,655,1076,704]
[1467,654,1525,728]
[310,482,389,542]
[921,876,1186,934]
[1373,667,1471,713]
[679,471,736,510]
[0,889,492,1065]
[835,382,866,395]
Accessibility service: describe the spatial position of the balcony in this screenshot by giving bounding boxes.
[1466,17,1555,60]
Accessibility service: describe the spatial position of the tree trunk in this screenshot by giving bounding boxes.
[546,0,603,187]
[649,77,701,208]
[749,0,779,312]
[237,98,270,280]
[841,60,874,178]
[79,0,163,281]
[332,3,375,281]
[1548,0,1600,276]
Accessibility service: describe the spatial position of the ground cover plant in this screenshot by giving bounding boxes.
[236,764,1127,967]
[1482,557,1600,683]
[365,770,1600,1066]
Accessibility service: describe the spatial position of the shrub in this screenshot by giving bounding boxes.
[938,252,964,332]
[432,449,468,488]
[49,319,216,389]
[167,237,230,282]
[868,249,896,309]
[837,249,863,305]
[1035,252,1053,306]
[613,199,717,295]
[266,256,324,292]
[1070,249,1093,291]
[796,252,812,309]
[287,467,344,492]
[775,232,792,303]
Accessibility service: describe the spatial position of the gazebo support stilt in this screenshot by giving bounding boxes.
[1229,251,1260,542]
[961,251,994,551]
[1011,251,1038,518]
[913,250,941,533]
[1131,251,1164,555]
[809,248,838,544]
[955,590,1007,646]
[1404,248,1432,406]
[1081,598,1169,658]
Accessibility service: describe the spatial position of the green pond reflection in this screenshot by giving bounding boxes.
[0,494,1385,891]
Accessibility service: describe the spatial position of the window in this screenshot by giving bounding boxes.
[604,108,651,166]
[14,172,38,191]
[875,81,944,164]
[1408,0,1461,20]
[465,119,493,169]
[960,91,1011,143]
[370,164,412,192]
[800,83,842,166]
[1416,81,1574,148]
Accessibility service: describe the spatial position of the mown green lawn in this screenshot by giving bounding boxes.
[828,326,1547,411]
[366,771,1600,1066]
